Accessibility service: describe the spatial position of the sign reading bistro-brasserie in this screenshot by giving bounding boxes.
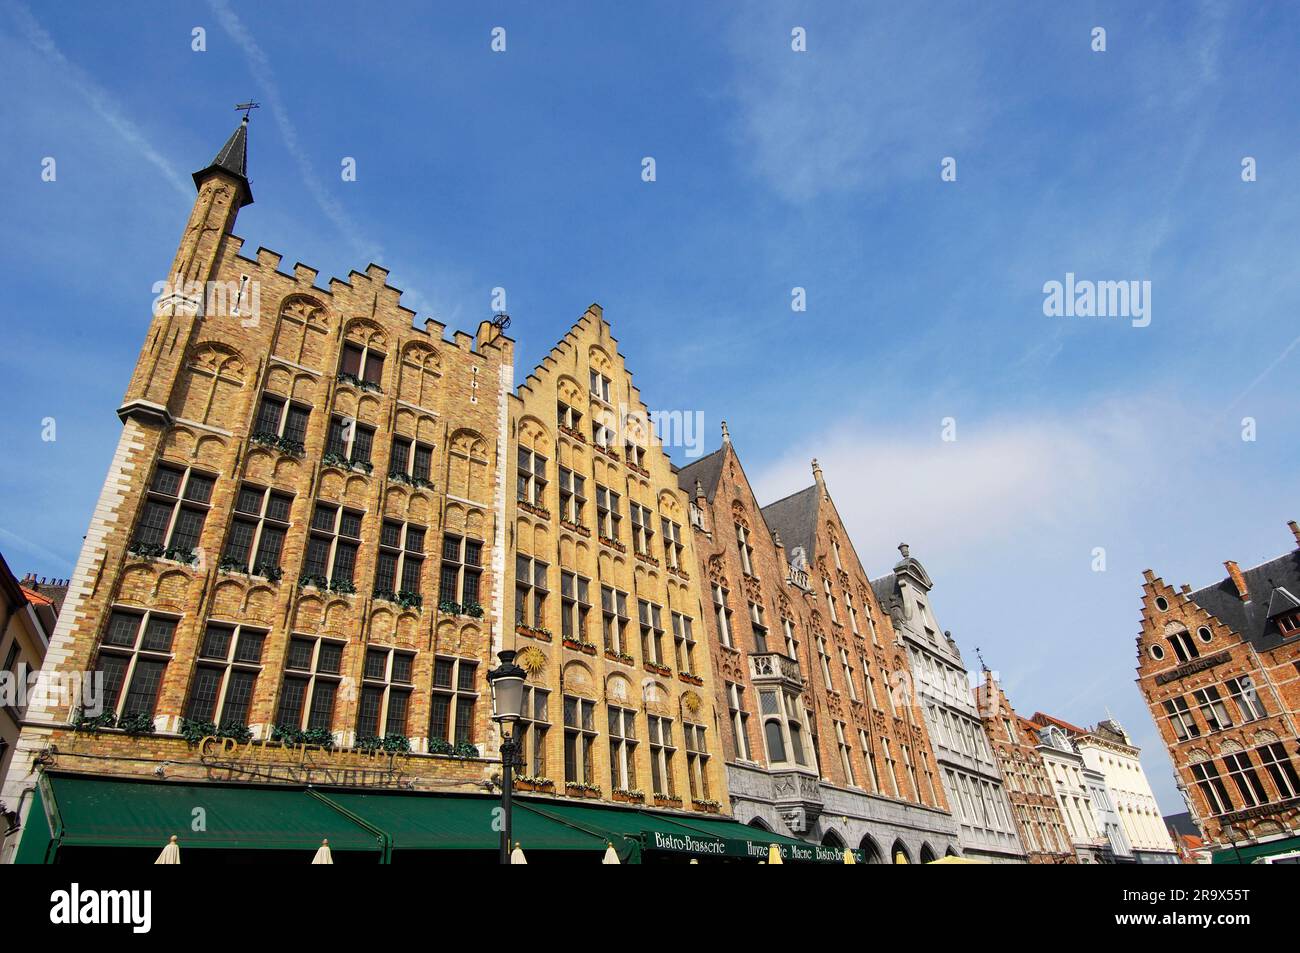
[198,736,410,787]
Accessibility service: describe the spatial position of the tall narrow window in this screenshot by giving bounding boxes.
[515,555,549,629]
[356,647,415,739]
[374,520,425,602]
[1192,686,1233,732]
[133,464,215,557]
[859,729,880,793]
[275,635,345,732]
[713,585,733,649]
[1225,676,1266,722]
[639,600,666,666]
[839,647,858,701]
[517,685,550,777]
[588,370,611,403]
[846,592,860,635]
[1162,696,1200,741]
[563,696,597,785]
[782,617,799,660]
[185,623,267,726]
[647,715,676,796]
[303,503,362,588]
[595,485,621,540]
[625,439,646,469]
[727,682,752,761]
[823,576,839,623]
[817,635,833,685]
[661,517,684,569]
[1223,751,1269,807]
[601,586,631,655]
[559,571,591,644]
[1191,761,1233,815]
[438,535,482,607]
[558,468,586,523]
[94,610,178,720]
[735,523,754,576]
[836,721,855,786]
[608,706,638,791]
[684,722,710,801]
[749,601,768,653]
[672,613,696,673]
[517,447,547,506]
[1258,742,1300,800]
[430,656,478,745]
[223,484,292,576]
[630,503,654,555]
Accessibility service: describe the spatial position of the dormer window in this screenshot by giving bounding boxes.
[1279,612,1300,636]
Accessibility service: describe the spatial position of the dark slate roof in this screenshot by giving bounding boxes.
[192,118,253,207]
[675,447,726,502]
[1189,551,1300,651]
[1164,812,1199,839]
[1266,586,1300,619]
[869,573,898,612]
[759,484,820,569]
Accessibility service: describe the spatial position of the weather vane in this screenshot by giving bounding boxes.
[235,101,261,121]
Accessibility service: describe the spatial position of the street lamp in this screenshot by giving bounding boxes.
[487,648,526,864]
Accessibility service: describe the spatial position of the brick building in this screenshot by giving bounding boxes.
[871,547,1025,862]
[678,437,959,862]
[501,308,728,814]
[974,672,1076,863]
[1135,521,1300,864]
[2,116,853,864]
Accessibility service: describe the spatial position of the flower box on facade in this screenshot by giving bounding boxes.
[598,536,626,553]
[560,520,591,537]
[627,462,650,478]
[514,777,555,794]
[518,500,551,520]
[653,794,683,808]
[611,789,645,804]
[565,783,601,799]
[558,425,586,443]
[605,650,634,667]
[666,566,690,582]
[518,625,553,642]
[644,662,671,678]
[634,552,660,568]
[563,638,597,656]
[677,672,704,686]
[593,445,619,462]
[691,799,722,814]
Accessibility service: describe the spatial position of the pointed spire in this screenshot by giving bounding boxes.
[192,113,254,208]
[720,420,731,444]
[811,458,827,498]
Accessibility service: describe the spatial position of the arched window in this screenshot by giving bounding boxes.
[764,720,786,762]
[1167,629,1199,664]
[822,830,845,848]
[891,839,911,864]
[859,836,883,864]
[919,843,937,864]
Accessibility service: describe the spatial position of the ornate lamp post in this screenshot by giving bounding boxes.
[486,648,526,864]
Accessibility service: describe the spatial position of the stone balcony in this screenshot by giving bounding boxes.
[748,652,804,692]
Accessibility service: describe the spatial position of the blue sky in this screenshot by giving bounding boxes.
[2,1,1297,814]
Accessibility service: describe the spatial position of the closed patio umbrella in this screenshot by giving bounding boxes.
[154,835,180,865]
[601,842,620,864]
[312,839,333,864]
[843,848,857,864]
[767,844,783,864]
[894,852,909,864]
[510,842,527,864]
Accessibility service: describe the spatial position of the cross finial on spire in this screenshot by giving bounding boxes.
[235,101,261,122]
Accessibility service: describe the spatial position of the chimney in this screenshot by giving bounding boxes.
[1289,520,1300,548]
[811,458,827,498]
[1224,561,1249,601]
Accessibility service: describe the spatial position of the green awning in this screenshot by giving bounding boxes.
[319,791,608,852]
[1212,834,1300,864]
[36,773,384,854]
[518,800,859,863]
